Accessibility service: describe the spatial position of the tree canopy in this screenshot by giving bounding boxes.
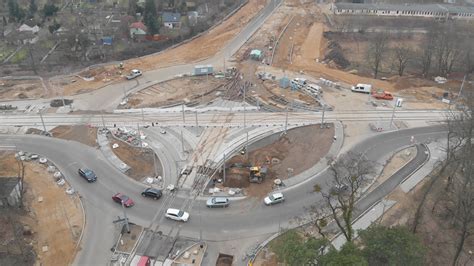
[359,225,425,266]
[143,0,159,34]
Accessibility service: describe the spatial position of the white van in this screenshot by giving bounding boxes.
[351,83,372,94]
[291,78,307,89]
[306,83,321,94]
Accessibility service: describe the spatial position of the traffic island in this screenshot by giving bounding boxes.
[208,124,335,198]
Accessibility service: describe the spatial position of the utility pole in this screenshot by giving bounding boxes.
[181,130,185,154]
[182,104,186,124]
[457,74,466,100]
[223,152,226,184]
[320,104,326,129]
[39,110,47,133]
[284,107,289,133]
[121,201,130,233]
[101,112,106,128]
[389,100,397,129]
[141,108,145,121]
[195,111,198,128]
[137,123,142,147]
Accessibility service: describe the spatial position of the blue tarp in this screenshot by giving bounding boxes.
[102,37,113,45]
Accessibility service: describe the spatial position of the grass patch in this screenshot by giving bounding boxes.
[40,39,55,49]
[10,48,28,64]
[0,44,15,62]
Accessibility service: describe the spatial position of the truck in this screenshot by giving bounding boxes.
[372,90,394,100]
[351,83,372,94]
[126,69,142,80]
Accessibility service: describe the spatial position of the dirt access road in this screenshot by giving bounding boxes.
[0,151,83,266]
[57,0,268,97]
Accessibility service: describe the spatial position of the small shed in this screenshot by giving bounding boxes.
[250,49,262,60]
[194,65,214,76]
[102,36,113,45]
[162,12,181,29]
[0,177,22,207]
[279,77,290,88]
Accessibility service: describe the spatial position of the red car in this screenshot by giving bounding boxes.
[112,193,135,207]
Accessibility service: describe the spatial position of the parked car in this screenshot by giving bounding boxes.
[351,83,372,94]
[126,69,142,80]
[141,188,162,200]
[78,168,97,182]
[264,192,285,205]
[165,208,189,222]
[206,197,230,208]
[112,193,134,207]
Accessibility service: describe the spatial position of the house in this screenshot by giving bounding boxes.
[129,21,147,41]
[18,24,40,34]
[332,3,474,20]
[0,177,22,207]
[162,12,181,29]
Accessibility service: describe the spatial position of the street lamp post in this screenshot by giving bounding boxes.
[121,200,130,234]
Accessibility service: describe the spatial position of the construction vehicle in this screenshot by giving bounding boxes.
[372,89,393,100]
[249,166,268,183]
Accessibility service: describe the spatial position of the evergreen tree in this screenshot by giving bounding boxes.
[143,0,159,34]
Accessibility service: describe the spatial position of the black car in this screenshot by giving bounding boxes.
[141,188,162,200]
[78,168,97,182]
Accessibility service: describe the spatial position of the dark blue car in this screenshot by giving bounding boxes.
[78,168,97,182]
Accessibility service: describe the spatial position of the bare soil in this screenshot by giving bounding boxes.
[57,0,268,96]
[50,125,98,147]
[0,151,83,266]
[109,139,160,181]
[115,224,143,253]
[123,76,227,108]
[221,124,334,198]
[0,78,46,100]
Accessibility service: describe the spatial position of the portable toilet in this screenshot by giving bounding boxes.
[250,49,262,60]
[279,77,290,88]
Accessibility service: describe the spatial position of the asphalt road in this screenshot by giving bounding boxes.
[0,109,451,128]
[0,124,448,265]
[70,0,282,112]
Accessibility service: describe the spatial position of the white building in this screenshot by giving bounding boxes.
[332,3,474,20]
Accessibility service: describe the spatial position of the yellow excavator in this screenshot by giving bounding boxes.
[249,166,268,183]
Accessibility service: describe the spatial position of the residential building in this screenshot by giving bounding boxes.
[162,12,182,29]
[129,21,147,41]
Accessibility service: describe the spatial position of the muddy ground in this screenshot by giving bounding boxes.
[0,151,83,266]
[123,75,227,109]
[50,125,98,147]
[219,124,334,198]
[108,138,161,181]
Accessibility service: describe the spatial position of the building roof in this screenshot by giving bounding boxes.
[162,12,181,23]
[0,177,20,197]
[334,3,474,14]
[18,24,40,33]
[129,21,147,31]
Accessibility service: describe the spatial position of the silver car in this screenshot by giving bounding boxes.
[206,197,230,208]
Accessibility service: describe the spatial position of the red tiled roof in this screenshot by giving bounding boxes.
[129,21,147,31]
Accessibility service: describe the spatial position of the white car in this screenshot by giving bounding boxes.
[264,192,285,205]
[126,69,142,80]
[165,208,189,222]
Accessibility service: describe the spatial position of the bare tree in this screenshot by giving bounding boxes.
[314,152,375,242]
[367,32,388,79]
[419,25,437,78]
[445,90,474,266]
[393,45,411,76]
[434,23,462,77]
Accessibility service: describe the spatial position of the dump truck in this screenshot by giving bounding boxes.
[372,90,394,100]
[249,166,268,183]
